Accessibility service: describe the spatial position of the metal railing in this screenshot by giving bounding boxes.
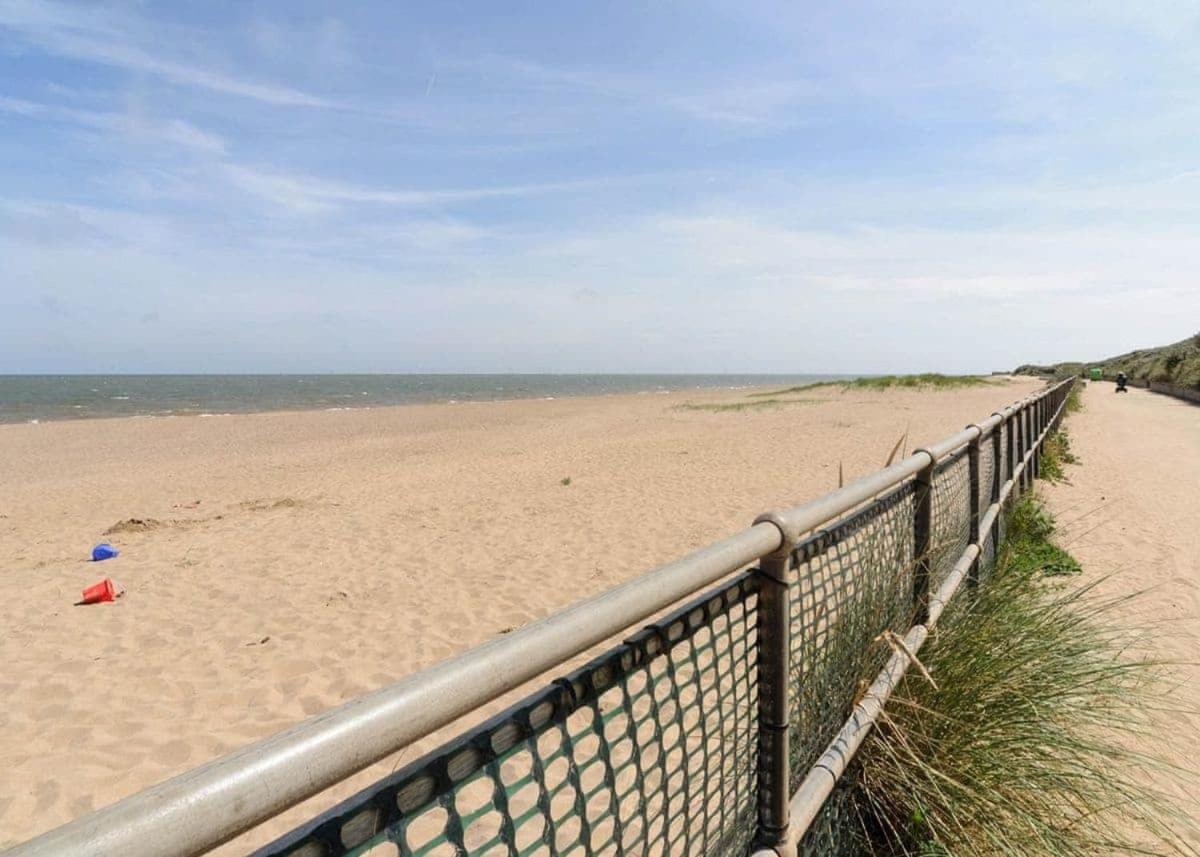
[3,378,1075,857]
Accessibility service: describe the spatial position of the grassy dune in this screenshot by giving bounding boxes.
[1016,331,1200,390]
[751,373,992,397]
[671,398,825,413]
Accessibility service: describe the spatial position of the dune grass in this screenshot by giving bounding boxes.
[751,374,992,397]
[1039,429,1078,483]
[1017,330,1200,390]
[1065,381,1085,414]
[672,398,825,413]
[748,382,830,396]
[1000,493,1080,576]
[843,492,1193,855]
[845,373,993,391]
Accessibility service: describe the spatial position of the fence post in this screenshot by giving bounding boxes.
[989,416,1002,554]
[1032,398,1041,480]
[1005,411,1015,495]
[1040,396,1047,473]
[966,426,982,587]
[1010,410,1021,497]
[751,513,797,857]
[1031,398,1041,481]
[1019,402,1030,491]
[912,449,935,623]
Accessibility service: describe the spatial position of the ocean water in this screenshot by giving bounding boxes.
[0,374,851,424]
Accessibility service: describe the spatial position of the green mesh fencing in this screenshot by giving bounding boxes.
[255,573,761,857]
[978,433,999,581]
[788,481,917,789]
[930,448,971,592]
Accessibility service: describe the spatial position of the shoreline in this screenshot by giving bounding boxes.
[0,372,856,426]
[1,383,792,429]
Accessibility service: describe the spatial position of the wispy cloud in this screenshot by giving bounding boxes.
[454,54,816,129]
[220,164,612,214]
[0,94,227,152]
[0,0,335,107]
[667,80,817,126]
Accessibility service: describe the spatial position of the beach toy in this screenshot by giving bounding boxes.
[81,578,124,604]
[92,543,119,561]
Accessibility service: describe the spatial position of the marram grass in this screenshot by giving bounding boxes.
[1065,382,1085,414]
[1038,429,1078,483]
[672,398,825,412]
[751,374,991,397]
[843,493,1196,855]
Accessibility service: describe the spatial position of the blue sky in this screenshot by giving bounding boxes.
[1,1,1198,373]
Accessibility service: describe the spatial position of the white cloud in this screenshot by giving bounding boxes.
[0,0,335,107]
[452,54,817,130]
[0,94,227,152]
[219,164,610,215]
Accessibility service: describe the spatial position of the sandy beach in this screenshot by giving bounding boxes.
[1040,381,1200,843]
[0,377,1046,850]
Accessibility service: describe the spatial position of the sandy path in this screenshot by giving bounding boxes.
[1041,381,1200,839]
[0,378,1042,851]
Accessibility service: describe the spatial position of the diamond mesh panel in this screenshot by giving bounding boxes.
[979,517,997,583]
[977,430,999,584]
[978,435,995,524]
[788,481,917,787]
[254,574,760,857]
[998,420,1009,489]
[929,448,971,592]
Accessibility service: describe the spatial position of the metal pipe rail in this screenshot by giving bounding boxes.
[4,377,1075,857]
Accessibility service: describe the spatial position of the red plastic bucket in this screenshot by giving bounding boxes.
[81,578,118,604]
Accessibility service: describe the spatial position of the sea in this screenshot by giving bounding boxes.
[0,374,852,425]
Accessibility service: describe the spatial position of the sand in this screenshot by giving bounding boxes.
[0,377,1046,850]
[1040,381,1200,840]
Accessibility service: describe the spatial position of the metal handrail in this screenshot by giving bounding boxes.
[4,378,1073,857]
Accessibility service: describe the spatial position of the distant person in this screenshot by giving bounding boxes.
[1116,371,1128,393]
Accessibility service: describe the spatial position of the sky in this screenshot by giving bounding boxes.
[1,1,1198,374]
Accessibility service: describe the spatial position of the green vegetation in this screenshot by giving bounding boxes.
[747,382,827,396]
[847,492,1191,854]
[559,476,571,486]
[672,398,825,412]
[1065,382,1084,414]
[1012,361,1084,380]
[1038,429,1078,483]
[1001,494,1080,575]
[844,373,992,390]
[751,374,991,397]
[1015,331,1200,390]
